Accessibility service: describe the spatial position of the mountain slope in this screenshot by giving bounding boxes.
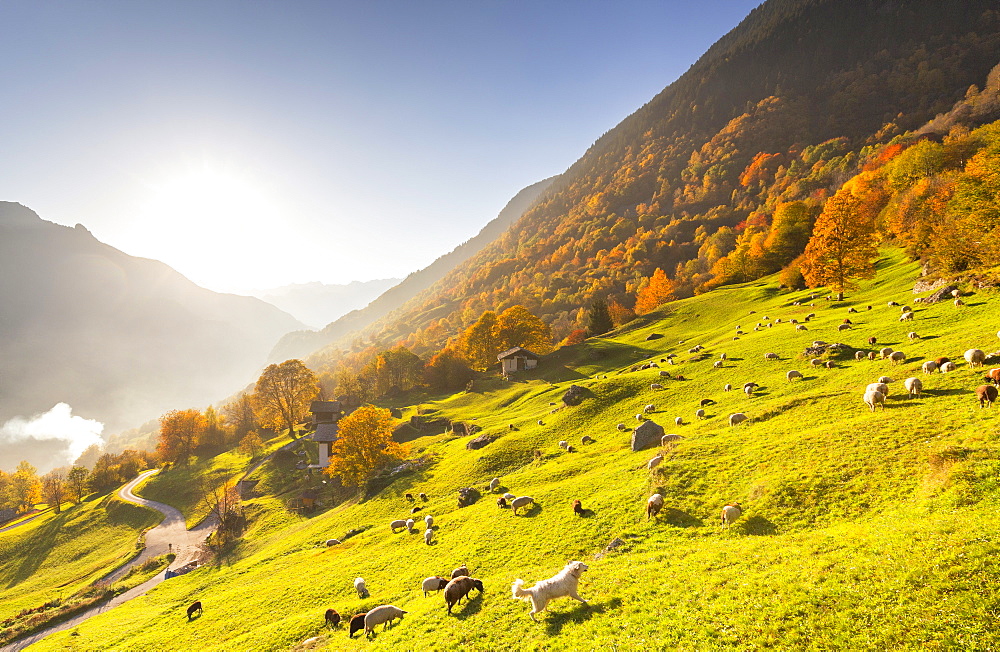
[270,176,556,361]
[251,279,401,329]
[313,0,1000,358]
[0,202,303,461]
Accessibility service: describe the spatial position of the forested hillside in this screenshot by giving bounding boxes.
[306,0,1000,378]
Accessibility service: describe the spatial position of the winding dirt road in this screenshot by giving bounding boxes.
[4,469,216,651]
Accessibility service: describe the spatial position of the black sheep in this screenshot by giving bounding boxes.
[348,612,367,638]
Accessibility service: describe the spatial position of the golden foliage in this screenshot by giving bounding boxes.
[324,405,407,488]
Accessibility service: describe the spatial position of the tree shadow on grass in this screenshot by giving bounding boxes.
[543,597,622,635]
[452,591,484,620]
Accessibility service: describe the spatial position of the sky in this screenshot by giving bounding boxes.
[0,0,762,294]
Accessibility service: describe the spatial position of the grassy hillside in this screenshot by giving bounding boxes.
[0,494,161,625]
[32,250,1000,650]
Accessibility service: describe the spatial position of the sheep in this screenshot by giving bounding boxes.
[497,497,508,508]
[984,369,1000,385]
[700,398,714,407]
[812,341,828,347]
[537,420,544,426]
[647,454,664,471]
[787,370,803,382]
[797,324,808,331]
[659,370,671,377]
[922,360,938,374]
[720,352,728,360]
[573,499,584,516]
[868,336,878,345]
[880,347,894,359]
[877,376,892,384]
[445,576,484,614]
[825,361,835,369]
[644,404,656,413]
[868,351,878,361]
[423,576,449,597]
[765,352,779,360]
[451,563,470,579]
[808,312,817,319]
[325,608,341,628]
[904,377,922,398]
[695,408,706,419]
[965,349,986,368]
[661,434,682,445]
[646,493,664,520]
[635,414,646,422]
[744,385,755,397]
[390,519,408,533]
[674,416,684,426]
[855,351,866,361]
[744,382,759,391]
[908,331,919,340]
[977,385,999,408]
[901,305,912,313]
[617,423,627,431]
[504,493,515,501]
[425,514,434,528]
[566,445,576,453]
[866,382,889,397]
[890,351,906,365]
[406,518,416,533]
[721,503,743,526]
[364,605,407,637]
[581,435,595,445]
[650,383,664,390]
[354,577,369,599]
[558,440,569,450]
[900,312,914,322]
[405,493,414,502]
[488,478,500,492]
[864,389,886,412]
[810,358,823,368]
[952,289,962,298]
[724,384,733,391]
[847,308,857,314]
[941,361,957,372]
[837,323,851,331]
[775,318,783,323]
[888,301,899,307]
[425,528,434,545]
[325,539,341,547]
[729,413,748,427]
[348,612,368,638]
[714,360,724,368]
[420,493,428,501]
[955,298,966,307]
[935,357,951,368]
[511,496,535,515]
[410,506,422,514]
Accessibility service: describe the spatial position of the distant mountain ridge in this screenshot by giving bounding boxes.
[270,176,557,361]
[0,202,303,462]
[251,278,400,329]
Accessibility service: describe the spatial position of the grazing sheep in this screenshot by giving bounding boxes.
[354,577,369,599]
[984,368,1000,385]
[559,440,569,450]
[348,612,368,638]
[965,349,986,368]
[724,384,733,391]
[420,493,428,501]
[700,398,714,407]
[497,497,508,508]
[581,435,595,445]
[868,336,877,345]
[644,404,656,414]
[659,370,671,377]
[511,496,535,515]
[390,519,407,533]
[880,347,894,359]
[425,528,434,545]
[714,360,724,368]
[864,389,886,412]
[451,563,470,579]
[661,434,682,445]
[635,414,646,422]
[868,351,878,361]
[445,576,484,614]
[976,385,999,408]
[617,423,627,431]
[537,420,544,426]
[364,605,407,637]
[900,311,914,322]
[797,324,808,331]
[646,493,664,520]
[566,445,576,453]
[186,601,203,620]
[890,351,906,365]
[847,307,857,314]
[825,361,835,369]
[787,370,803,381]
[720,352,728,360]
[674,416,684,425]
[695,408,706,419]
[325,539,341,547]
[810,358,823,368]
[406,518,416,533]
[744,382,759,391]
[775,318,783,324]
[935,357,951,367]
[325,608,341,628]
[888,301,899,307]
[765,352,779,360]
[405,493,414,502]
[908,332,919,340]
[955,298,965,307]
[941,361,957,373]
[866,382,889,397]
[744,385,755,397]
[877,376,893,384]
[721,503,743,526]
[489,478,500,492]
[647,454,664,471]
[411,506,422,514]
[855,351,866,361]
[504,493,515,501]
[904,377,922,398]
[837,323,851,331]
[423,576,449,597]
[729,413,748,427]
[922,360,938,374]
[425,514,434,528]
[901,305,912,313]
[651,383,664,390]
[952,289,962,298]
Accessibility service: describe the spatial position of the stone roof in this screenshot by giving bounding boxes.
[497,346,539,361]
[312,422,340,442]
[310,400,342,414]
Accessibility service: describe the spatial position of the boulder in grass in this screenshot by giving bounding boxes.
[631,420,664,452]
[562,384,587,407]
[466,434,496,450]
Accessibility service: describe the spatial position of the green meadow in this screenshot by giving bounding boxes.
[28,250,1000,650]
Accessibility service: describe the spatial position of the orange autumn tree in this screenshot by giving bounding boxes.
[634,268,676,314]
[324,405,407,488]
[157,409,206,465]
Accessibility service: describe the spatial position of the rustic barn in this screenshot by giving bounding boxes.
[497,347,539,374]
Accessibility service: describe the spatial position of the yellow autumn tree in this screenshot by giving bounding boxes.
[253,359,320,438]
[324,405,407,488]
[634,268,675,314]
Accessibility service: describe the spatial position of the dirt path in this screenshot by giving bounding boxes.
[3,470,216,651]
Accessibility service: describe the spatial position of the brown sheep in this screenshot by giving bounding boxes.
[444,576,484,614]
[573,499,584,516]
[867,336,877,345]
[186,601,203,620]
[325,608,341,627]
[935,357,951,368]
[976,385,998,408]
[348,612,367,638]
[984,368,1000,385]
[451,563,470,579]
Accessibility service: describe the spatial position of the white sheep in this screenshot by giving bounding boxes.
[695,408,706,419]
[422,576,448,597]
[659,370,671,377]
[511,496,535,515]
[724,384,732,391]
[661,434,682,445]
[796,324,808,331]
[617,423,627,431]
[354,577,369,598]
[644,404,656,413]
[721,503,743,526]
[744,385,755,397]
[908,332,919,340]
[880,347,894,359]
[650,383,663,390]
[765,352,779,360]
[714,360,724,368]
[866,382,889,397]
[504,493,515,501]
[364,605,406,637]
[877,376,892,384]
[837,323,851,331]
[674,416,683,425]
[559,440,569,450]
[965,349,986,368]
[901,305,912,313]
[646,493,664,520]
[904,377,922,398]
[787,370,803,381]
[406,518,415,532]
[888,301,899,307]
[635,414,646,422]
[810,358,823,367]
[425,514,434,528]
[390,519,407,533]
[647,454,664,471]
[729,413,748,427]
[864,389,886,412]
[855,351,866,361]
[889,351,906,365]
[720,353,727,360]
[489,478,500,492]
[941,361,957,372]
[922,360,938,374]
[424,528,434,545]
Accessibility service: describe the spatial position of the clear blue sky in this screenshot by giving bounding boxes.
[0,0,762,293]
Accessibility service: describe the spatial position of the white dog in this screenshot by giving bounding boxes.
[511,561,589,621]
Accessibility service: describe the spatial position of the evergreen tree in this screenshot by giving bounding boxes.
[587,298,613,336]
